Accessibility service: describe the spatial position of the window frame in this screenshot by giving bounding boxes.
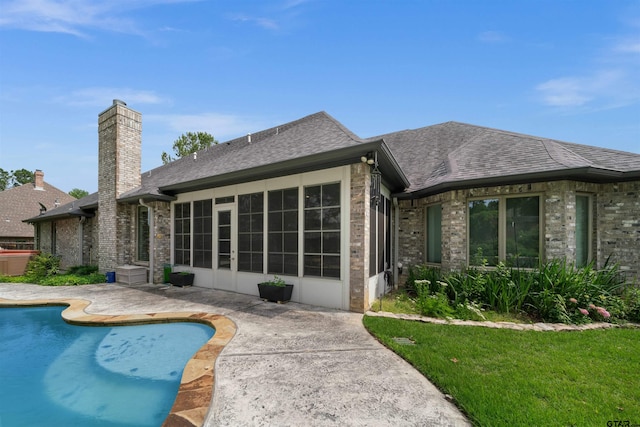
[575,193,593,267]
[267,187,299,276]
[467,194,543,267]
[237,192,264,273]
[173,202,191,266]
[136,205,150,262]
[303,182,341,279]
[425,203,442,264]
[193,199,213,268]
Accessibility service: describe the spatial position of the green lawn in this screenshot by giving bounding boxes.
[364,316,640,427]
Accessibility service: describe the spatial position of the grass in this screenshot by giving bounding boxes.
[364,315,640,427]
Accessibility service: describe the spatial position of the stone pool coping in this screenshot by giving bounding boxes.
[0,297,236,427]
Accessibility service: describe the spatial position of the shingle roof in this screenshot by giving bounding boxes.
[378,121,640,197]
[119,111,407,200]
[0,180,76,238]
[25,192,98,223]
[25,114,640,222]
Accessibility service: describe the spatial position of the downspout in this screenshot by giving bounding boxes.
[139,199,154,284]
[393,197,400,289]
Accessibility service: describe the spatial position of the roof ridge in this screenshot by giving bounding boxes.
[541,139,599,169]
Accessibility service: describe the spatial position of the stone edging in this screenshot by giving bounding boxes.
[0,297,237,427]
[365,310,639,331]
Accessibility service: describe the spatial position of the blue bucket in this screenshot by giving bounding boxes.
[105,271,116,283]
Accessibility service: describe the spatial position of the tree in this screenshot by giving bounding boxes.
[12,169,34,186]
[0,168,34,190]
[69,188,89,199]
[0,168,9,191]
[161,132,217,164]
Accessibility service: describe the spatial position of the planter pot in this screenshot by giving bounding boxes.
[257,283,294,303]
[170,272,194,287]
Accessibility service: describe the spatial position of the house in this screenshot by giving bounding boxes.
[26,100,640,312]
[0,170,75,250]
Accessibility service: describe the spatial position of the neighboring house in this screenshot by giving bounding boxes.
[0,170,75,250]
[26,100,640,312]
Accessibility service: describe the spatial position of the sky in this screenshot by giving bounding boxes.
[1,0,639,194]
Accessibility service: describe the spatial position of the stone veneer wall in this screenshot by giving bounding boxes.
[397,180,640,285]
[97,101,141,273]
[349,163,371,312]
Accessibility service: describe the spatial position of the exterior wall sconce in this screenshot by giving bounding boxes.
[362,151,382,205]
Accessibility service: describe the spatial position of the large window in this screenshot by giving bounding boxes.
[193,199,212,268]
[137,206,150,262]
[238,192,264,273]
[174,202,191,266]
[268,188,298,276]
[469,196,540,267]
[426,204,442,264]
[304,183,340,278]
[576,195,591,267]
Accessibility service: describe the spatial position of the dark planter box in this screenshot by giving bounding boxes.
[170,272,194,287]
[257,283,294,303]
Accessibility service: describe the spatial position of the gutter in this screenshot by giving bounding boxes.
[393,167,640,200]
[139,199,154,285]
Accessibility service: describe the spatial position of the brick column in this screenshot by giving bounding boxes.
[97,100,141,273]
[349,163,370,312]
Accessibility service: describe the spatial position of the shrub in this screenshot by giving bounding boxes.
[414,279,455,318]
[66,265,99,276]
[622,287,640,323]
[24,253,60,279]
[403,258,633,324]
[37,272,106,286]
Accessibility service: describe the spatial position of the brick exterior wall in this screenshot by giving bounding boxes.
[82,214,99,266]
[349,163,370,312]
[596,181,640,281]
[54,218,81,268]
[397,180,640,285]
[97,101,141,273]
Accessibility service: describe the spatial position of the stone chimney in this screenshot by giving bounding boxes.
[97,99,142,272]
[34,170,44,190]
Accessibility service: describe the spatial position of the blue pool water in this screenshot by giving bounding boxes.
[0,306,215,427]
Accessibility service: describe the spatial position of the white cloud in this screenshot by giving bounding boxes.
[0,0,198,37]
[56,87,166,107]
[535,20,640,111]
[228,13,279,31]
[477,31,508,43]
[614,39,640,53]
[536,70,637,108]
[147,112,268,140]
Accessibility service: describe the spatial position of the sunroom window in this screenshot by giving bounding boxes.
[174,202,191,266]
[238,192,264,273]
[268,188,299,276]
[304,183,340,278]
[193,199,212,268]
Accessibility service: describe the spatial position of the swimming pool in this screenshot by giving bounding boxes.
[0,306,215,426]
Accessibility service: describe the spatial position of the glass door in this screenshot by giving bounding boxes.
[214,206,236,290]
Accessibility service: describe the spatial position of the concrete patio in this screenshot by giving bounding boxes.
[0,282,470,426]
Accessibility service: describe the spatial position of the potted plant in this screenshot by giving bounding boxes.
[257,275,294,303]
[169,271,195,287]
